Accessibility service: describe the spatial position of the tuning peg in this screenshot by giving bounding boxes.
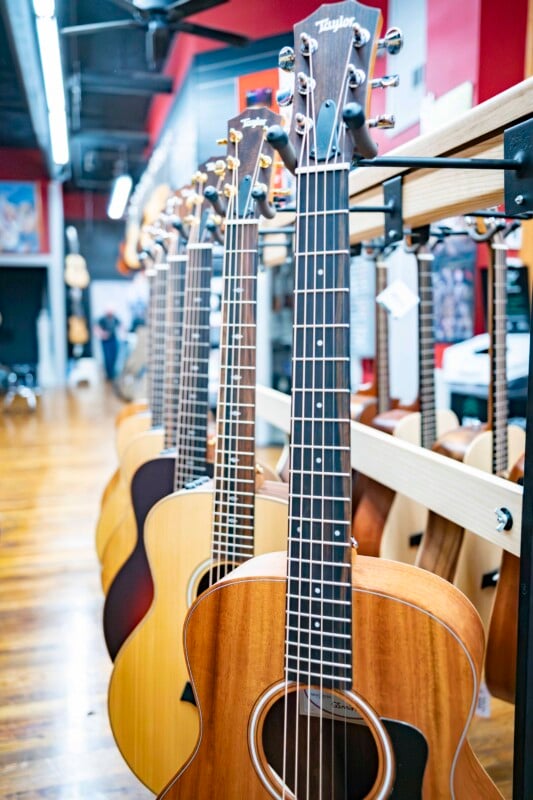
[276,87,294,107]
[342,102,378,159]
[371,74,400,89]
[352,23,370,48]
[368,114,396,129]
[226,155,240,171]
[214,159,226,176]
[266,125,298,174]
[377,27,403,56]
[204,185,227,217]
[251,183,276,219]
[216,137,228,146]
[259,153,272,169]
[297,72,316,96]
[347,65,366,89]
[278,46,295,72]
[229,128,243,144]
[299,32,318,56]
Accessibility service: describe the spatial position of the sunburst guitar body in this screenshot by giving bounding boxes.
[108,485,288,792]
[157,552,501,800]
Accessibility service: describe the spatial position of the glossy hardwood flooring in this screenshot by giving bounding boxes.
[0,384,514,798]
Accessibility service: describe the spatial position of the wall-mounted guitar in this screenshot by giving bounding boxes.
[99,177,217,593]
[64,225,90,351]
[377,227,459,564]
[352,230,458,560]
[95,203,184,564]
[156,3,501,798]
[102,159,223,658]
[108,107,290,793]
[416,218,524,632]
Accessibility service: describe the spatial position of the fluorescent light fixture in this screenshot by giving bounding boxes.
[108,174,134,220]
[33,0,70,166]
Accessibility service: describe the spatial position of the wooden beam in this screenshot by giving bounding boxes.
[256,385,523,557]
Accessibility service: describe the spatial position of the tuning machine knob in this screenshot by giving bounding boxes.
[368,114,396,129]
[371,74,400,89]
[377,27,403,56]
[278,46,295,72]
[297,72,316,96]
[276,87,294,107]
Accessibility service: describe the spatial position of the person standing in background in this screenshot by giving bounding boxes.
[94,309,121,381]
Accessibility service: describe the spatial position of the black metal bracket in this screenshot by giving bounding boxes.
[354,119,533,217]
[349,176,404,246]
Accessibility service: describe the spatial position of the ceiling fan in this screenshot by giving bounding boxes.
[60,0,250,71]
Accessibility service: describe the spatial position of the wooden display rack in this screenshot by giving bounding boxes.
[258,75,533,799]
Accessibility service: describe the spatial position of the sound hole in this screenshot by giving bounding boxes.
[262,687,379,798]
[196,562,237,596]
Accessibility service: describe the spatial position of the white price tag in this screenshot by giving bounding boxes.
[475,680,492,718]
[376,279,420,319]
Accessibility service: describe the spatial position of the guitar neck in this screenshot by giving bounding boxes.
[376,258,391,414]
[163,255,187,450]
[489,235,509,474]
[286,165,353,690]
[417,247,437,449]
[174,244,213,489]
[150,262,168,429]
[212,220,259,565]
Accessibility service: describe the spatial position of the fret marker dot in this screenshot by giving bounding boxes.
[314,587,320,595]
[316,402,322,409]
[334,529,341,537]
[297,526,301,533]
[317,339,323,347]
[316,457,322,464]
[318,269,323,275]
[314,621,320,629]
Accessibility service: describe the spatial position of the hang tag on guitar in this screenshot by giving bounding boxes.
[475,680,492,718]
[377,279,419,319]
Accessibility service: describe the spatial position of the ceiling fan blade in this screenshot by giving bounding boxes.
[61,19,144,36]
[106,0,140,14]
[166,0,228,15]
[171,20,250,47]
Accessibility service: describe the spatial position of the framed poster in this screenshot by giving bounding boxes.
[0,182,42,254]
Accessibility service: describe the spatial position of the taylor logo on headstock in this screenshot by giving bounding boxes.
[240,116,268,129]
[314,15,356,34]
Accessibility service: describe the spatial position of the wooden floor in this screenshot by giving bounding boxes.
[0,384,515,798]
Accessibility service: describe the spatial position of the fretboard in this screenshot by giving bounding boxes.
[286,165,353,690]
[417,249,437,449]
[211,220,258,565]
[162,255,187,450]
[376,258,391,414]
[489,237,509,475]
[174,244,213,489]
[150,262,168,428]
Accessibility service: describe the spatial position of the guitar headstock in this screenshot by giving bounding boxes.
[185,158,225,242]
[219,106,281,221]
[275,0,398,168]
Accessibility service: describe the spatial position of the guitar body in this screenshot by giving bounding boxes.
[115,399,148,428]
[454,425,525,631]
[104,453,176,660]
[380,408,458,564]
[100,428,165,591]
[485,454,524,703]
[100,467,120,509]
[116,410,152,461]
[158,552,501,799]
[108,485,288,793]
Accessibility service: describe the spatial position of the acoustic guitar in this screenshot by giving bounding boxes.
[157,5,501,797]
[95,223,175,563]
[107,106,289,793]
[103,161,222,658]
[416,222,524,630]
[99,175,219,593]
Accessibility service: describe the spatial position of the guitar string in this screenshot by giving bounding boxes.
[164,255,187,451]
[152,254,168,428]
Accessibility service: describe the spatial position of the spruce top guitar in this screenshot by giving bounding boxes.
[103,165,222,658]
[108,107,290,793]
[157,3,500,798]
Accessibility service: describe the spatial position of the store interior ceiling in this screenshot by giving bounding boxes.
[0,0,248,191]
